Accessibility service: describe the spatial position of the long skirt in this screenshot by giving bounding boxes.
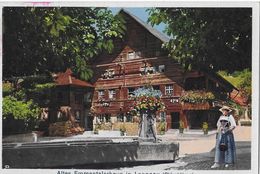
[214,131,236,164]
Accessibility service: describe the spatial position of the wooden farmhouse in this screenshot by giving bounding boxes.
[35,9,237,134]
[88,9,237,131]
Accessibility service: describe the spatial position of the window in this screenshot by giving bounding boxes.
[98,90,105,99]
[147,66,156,74]
[140,67,146,75]
[108,89,116,99]
[165,85,174,96]
[102,69,115,79]
[128,88,135,98]
[158,65,165,73]
[140,66,157,75]
[98,114,111,123]
[127,51,135,60]
[105,114,111,122]
[135,51,142,58]
[108,69,115,78]
[117,113,124,122]
[84,92,92,103]
[98,115,104,122]
[126,113,133,122]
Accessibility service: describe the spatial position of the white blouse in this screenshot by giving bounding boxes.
[217,115,237,128]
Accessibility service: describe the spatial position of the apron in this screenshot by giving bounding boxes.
[214,116,236,164]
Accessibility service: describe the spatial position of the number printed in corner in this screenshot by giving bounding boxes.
[4,165,10,169]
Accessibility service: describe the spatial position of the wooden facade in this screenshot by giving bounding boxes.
[49,69,94,130]
[89,9,236,131]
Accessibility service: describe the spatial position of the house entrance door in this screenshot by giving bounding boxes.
[86,116,93,131]
[171,112,180,129]
[84,110,93,131]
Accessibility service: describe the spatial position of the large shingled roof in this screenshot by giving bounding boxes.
[118,9,170,43]
[55,69,93,87]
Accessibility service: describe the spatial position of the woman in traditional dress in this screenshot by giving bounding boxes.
[211,106,237,168]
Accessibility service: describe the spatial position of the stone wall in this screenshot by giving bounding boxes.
[94,122,139,136]
[113,122,139,136]
[94,121,166,136]
[3,141,179,168]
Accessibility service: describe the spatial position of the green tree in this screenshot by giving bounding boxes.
[148,8,251,72]
[219,69,251,103]
[2,95,41,134]
[3,7,126,80]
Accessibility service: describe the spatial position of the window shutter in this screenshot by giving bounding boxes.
[161,85,165,96]
[94,91,98,101]
[116,89,120,100]
[174,84,182,96]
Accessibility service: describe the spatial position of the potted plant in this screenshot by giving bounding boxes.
[159,122,166,135]
[179,120,185,133]
[202,122,209,135]
[93,124,101,134]
[120,124,126,136]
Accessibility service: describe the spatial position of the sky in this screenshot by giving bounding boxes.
[109,8,168,37]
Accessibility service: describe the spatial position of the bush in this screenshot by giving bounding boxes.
[120,124,126,133]
[159,122,166,131]
[3,96,40,134]
[202,122,208,130]
[201,122,209,134]
[158,122,166,134]
[3,96,40,120]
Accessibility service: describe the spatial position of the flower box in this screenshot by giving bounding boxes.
[180,90,215,104]
[182,102,211,110]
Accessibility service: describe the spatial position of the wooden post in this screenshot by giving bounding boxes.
[181,110,189,129]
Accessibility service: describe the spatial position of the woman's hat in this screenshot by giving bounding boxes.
[219,106,232,113]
